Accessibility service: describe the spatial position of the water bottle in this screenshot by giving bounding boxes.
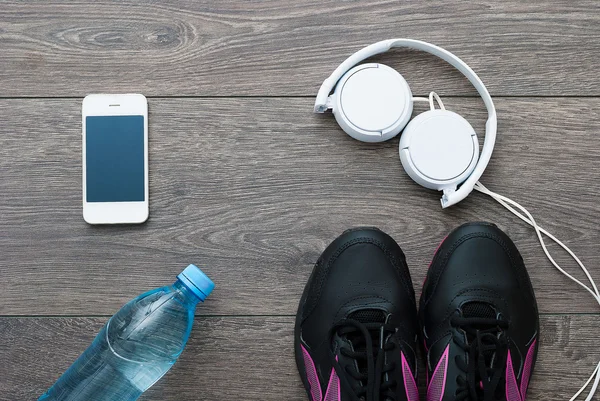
[39,264,214,401]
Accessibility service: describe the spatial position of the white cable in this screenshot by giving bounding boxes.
[429,91,445,111]
[412,96,430,103]
[474,182,600,302]
[413,92,446,111]
[473,182,600,401]
[570,362,600,401]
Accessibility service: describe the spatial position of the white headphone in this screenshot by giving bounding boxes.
[314,39,497,208]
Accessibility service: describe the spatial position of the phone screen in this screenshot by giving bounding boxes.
[85,115,145,202]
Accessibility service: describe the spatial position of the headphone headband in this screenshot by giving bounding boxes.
[315,39,497,208]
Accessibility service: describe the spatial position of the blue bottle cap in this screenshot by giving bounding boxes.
[177,264,215,301]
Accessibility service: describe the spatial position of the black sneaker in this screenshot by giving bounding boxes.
[295,227,420,401]
[419,222,539,401]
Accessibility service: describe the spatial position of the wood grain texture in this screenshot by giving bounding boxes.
[0,315,597,401]
[1,1,599,97]
[0,98,599,315]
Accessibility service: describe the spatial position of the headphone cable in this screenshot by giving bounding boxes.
[474,181,600,401]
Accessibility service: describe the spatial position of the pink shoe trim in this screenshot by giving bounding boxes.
[323,356,340,401]
[520,339,537,400]
[402,352,420,401]
[506,349,523,401]
[301,344,323,401]
[427,345,449,401]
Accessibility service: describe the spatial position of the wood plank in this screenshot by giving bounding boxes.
[0,315,598,401]
[0,98,599,316]
[1,1,599,97]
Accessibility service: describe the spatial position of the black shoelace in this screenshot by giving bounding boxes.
[328,319,398,401]
[451,315,510,401]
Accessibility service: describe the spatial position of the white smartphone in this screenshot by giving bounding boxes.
[82,94,149,224]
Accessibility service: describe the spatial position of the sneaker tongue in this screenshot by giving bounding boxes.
[461,302,496,319]
[346,309,387,378]
[349,309,386,324]
[461,302,499,374]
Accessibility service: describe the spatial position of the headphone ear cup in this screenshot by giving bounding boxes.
[331,63,413,142]
[399,109,479,191]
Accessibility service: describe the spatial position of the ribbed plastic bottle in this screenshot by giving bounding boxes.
[39,264,214,401]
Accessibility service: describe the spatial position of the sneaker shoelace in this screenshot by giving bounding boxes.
[328,318,398,401]
[451,312,510,401]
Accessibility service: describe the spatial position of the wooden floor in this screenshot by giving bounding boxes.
[1,2,599,400]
